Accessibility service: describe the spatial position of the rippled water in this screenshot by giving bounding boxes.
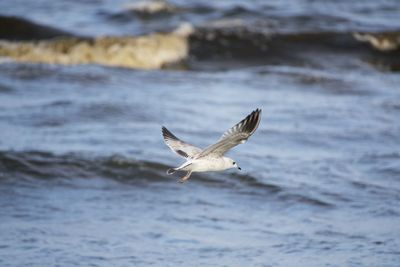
[1,0,400,266]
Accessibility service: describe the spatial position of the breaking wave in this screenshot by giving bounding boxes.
[0,15,399,71]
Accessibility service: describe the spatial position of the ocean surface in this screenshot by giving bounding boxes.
[0,0,400,266]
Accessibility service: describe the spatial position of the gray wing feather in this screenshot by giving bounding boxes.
[162,126,202,159]
[196,109,262,158]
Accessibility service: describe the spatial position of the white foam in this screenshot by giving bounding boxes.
[124,0,178,14]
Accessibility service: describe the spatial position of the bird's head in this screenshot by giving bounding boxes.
[226,157,241,171]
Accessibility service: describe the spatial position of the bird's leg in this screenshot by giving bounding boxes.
[179,171,192,183]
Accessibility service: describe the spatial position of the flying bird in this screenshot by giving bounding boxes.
[162,108,262,183]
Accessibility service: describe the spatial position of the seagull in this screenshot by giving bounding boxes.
[162,108,262,183]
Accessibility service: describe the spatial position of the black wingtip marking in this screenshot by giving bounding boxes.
[162,126,179,141]
[241,108,262,134]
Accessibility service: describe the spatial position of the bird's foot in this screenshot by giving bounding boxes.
[178,171,192,183]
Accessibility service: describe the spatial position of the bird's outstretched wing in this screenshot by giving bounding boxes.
[162,126,202,159]
[196,109,262,158]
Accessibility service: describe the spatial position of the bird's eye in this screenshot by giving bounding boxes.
[233,162,236,165]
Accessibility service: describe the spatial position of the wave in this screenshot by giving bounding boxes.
[191,22,400,54]
[0,150,168,183]
[0,150,334,207]
[1,15,398,71]
[189,24,400,71]
[124,0,181,15]
[0,15,189,70]
[353,32,400,51]
[107,1,212,22]
[0,151,272,187]
[0,35,188,70]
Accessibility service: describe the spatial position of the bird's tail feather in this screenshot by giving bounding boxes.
[166,168,177,175]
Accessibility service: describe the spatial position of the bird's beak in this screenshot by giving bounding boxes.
[237,166,241,170]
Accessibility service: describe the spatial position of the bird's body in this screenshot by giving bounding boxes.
[162,108,262,182]
[177,156,234,172]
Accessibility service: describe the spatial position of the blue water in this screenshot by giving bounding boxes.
[0,1,400,266]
